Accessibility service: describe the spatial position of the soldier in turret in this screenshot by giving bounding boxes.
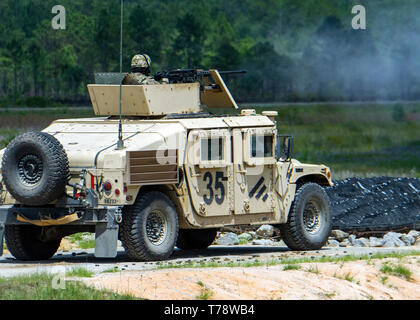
[122,54,160,85]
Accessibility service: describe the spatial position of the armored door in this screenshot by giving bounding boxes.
[233,127,277,214]
[185,129,233,217]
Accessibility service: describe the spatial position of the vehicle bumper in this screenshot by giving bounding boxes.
[0,205,121,258]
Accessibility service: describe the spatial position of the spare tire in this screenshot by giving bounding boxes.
[1,131,69,206]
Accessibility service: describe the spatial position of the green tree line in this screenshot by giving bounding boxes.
[1,0,420,104]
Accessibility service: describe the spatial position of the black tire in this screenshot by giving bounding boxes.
[1,132,69,206]
[5,225,61,261]
[120,191,179,261]
[279,183,332,251]
[176,228,218,250]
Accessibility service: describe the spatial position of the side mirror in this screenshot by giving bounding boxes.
[276,135,293,161]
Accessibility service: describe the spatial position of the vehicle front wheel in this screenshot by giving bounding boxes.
[279,183,332,251]
[5,225,62,261]
[120,191,179,261]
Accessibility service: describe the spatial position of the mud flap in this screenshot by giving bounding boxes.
[94,208,120,258]
[0,221,4,257]
[0,207,10,257]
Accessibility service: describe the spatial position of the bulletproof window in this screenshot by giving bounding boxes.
[251,134,273,158]
[201,137,224,161]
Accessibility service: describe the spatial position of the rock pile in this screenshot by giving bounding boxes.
[215,225,420,248]
[216,225,281,246]
[327,229,420,248]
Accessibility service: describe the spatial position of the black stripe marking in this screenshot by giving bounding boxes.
[256,185,267,199]
[262,194,268,202]
[249,177,265,198]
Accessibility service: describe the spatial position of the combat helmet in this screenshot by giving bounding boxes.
[131,54,151,69]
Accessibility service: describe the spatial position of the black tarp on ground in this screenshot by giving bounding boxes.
[326,177,420,232]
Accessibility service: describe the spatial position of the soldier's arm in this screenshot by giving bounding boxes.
[122,74,136,85]
[141,77,160,85]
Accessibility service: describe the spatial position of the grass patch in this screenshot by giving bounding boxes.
[78,240,95,249]
[393,265,412,281]
[306,265,320,274]
[66,267,94,278]
[324,291,336,299]
[67,232,89,243]
[380,276,388,285]
[0,128,21,148]
[380,265,393,274]
[66,233,95,249]
[156,251,420,270]
[0,273,137,300]
[380,264,413,281]
[343,273,355,283]
[283,264,301,271]
[238,238,250,245]
[102,267,120,273]
[196,281,213,300]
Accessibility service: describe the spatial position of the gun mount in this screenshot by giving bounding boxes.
[88,70,241,116]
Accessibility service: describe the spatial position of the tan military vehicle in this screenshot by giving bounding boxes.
[0,70,332,261]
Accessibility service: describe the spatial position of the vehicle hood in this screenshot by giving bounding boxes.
[42,118,186,169]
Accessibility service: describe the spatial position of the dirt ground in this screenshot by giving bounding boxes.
[80,256,420,300]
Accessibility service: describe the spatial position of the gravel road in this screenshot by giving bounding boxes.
[0,244,419,278]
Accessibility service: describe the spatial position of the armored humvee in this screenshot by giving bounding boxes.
[0,70,332,261]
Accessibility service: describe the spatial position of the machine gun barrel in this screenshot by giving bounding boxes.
[154,69,247,83]
[211,70,247,76]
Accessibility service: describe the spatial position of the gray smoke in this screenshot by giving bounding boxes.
[271,1,420,102]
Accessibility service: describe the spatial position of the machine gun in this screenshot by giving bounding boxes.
[154,69,246,84]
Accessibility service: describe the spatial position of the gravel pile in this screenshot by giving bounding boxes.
[327,177,420,232]
[216,226,420,248]
[327,229,420,248]
[216,225,281,246]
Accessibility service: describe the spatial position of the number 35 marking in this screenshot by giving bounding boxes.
[203,171,227,205]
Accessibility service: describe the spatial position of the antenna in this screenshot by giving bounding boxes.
[116,0,124,150]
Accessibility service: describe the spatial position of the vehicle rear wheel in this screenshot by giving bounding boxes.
[279,183,332,251]
[120,191,179,261]
[5,225,61,261]
[176,228,218,250]
[1,131,69,206]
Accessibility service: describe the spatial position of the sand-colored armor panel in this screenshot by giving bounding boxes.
[233,128,276,215]
[200,70,239,109]
[88,83,201,116]
[185,129,233,217]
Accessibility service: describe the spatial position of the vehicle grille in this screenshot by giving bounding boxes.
[127,150,178,185]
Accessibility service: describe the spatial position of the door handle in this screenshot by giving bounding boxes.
[236,164,247,174]
[189,166,202,177]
